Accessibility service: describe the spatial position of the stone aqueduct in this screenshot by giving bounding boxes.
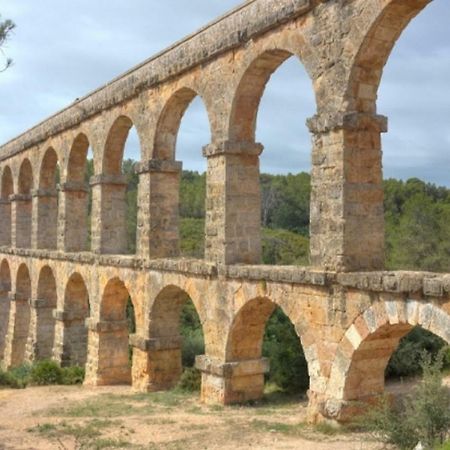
[0,0,449,422]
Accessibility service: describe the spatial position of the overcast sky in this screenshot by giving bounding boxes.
[1,1,449,185]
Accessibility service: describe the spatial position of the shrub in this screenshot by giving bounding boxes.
[0,364,31,388]
[362,349,450,449]
[61,366,85,385]
[176,368,201,392]
[29,360,62,385]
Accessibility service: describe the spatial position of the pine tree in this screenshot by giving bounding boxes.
[0,15,15,72]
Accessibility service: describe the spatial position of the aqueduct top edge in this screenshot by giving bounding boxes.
[0,0,311,162]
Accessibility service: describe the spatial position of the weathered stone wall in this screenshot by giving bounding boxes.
[0,0,446,424]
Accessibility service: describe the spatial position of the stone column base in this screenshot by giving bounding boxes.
[84,319,131,386]
[195,355,269,404]
[129,334,183,392]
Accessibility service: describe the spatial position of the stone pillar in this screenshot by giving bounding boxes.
[195,355,269,404]
[135,159,182,259]
[204,140,263,265]
[0,285,11,359]
[307,112,387,271]
[25,298,56,362]
[0,199,12,246]
[57,182,89,252]
[84,318,131,386]
[10,194,32,249]
[32,189,58,250]
[90,174,128,254]
[129,334,183,392]
[2,292,31,369]
[52,309,89,367]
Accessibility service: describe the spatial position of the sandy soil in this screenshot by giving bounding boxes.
[0,385,387,450]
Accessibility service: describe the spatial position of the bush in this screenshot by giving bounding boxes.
[177,368,201,392]
[61,366,85,385]
[29,360,62,385]
[362,349,450,449]
[262,308,309,394]
[0,369,26,388]
[387,327,449,378]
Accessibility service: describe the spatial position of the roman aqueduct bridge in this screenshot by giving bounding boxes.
[0,0,449,422]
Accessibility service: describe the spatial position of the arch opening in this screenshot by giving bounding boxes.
[374,1,450,272]
[226,297,309,403]
[0,166,13,246]
[148,285,205,390]
[0,260,12,360]
[97,117,140,255]
[95,277,136,385]
[65,133,93,252]
[15,159,33,248]
[36,148,60,249]
[58,273,90,367]
[229,50,315,265]
[33,266,58,361]
[152,89,210,259]
[8,264,31,368]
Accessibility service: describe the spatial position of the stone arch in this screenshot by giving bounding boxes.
[15,159,34,248]
[36,148,59,249]
[0,166,14,246]
[0,259,12,359]
[223,296,310,403]
[93,115,141,254]
[91,277,135,385]
[7,263,32,367]
[32,265,58,360]
[62,133,91,252]
[154,87,212,160]
[345,0,431,114]
[229,48,304,143]
[67,133,90,183]
[326,299,450,421]
[56,272,90,367]
[102,115,139,176]
[147,284,204,390]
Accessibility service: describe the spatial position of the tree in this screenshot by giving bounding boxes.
[0,15,15,72]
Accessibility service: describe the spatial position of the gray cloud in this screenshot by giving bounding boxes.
[1,1,449,185]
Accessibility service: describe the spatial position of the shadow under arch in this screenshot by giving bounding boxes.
[0,259,11,359]
[147,284,205,390]
[326,300,450,421]
[0,166,14,246]
[36,147,59,249]
[56,272,90,367]
[224,296,309,403]
[92,277,136,385]
[34,265,58,360]
[16,159,34,248]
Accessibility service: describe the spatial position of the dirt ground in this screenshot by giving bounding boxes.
[0,384,387,450]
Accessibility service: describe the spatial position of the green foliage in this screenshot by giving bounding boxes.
[262,308,309,394]
[262,228,309,265]
[363,350,450,449]
[180,218,204,258]
[30,360,63,385]
[176,368,202,392]
[0,15,15,72]
[180,300,204,368]
[61,366,85,385]
[0,362,84,388]
[386,327,450,378]
[180,171,206,219]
